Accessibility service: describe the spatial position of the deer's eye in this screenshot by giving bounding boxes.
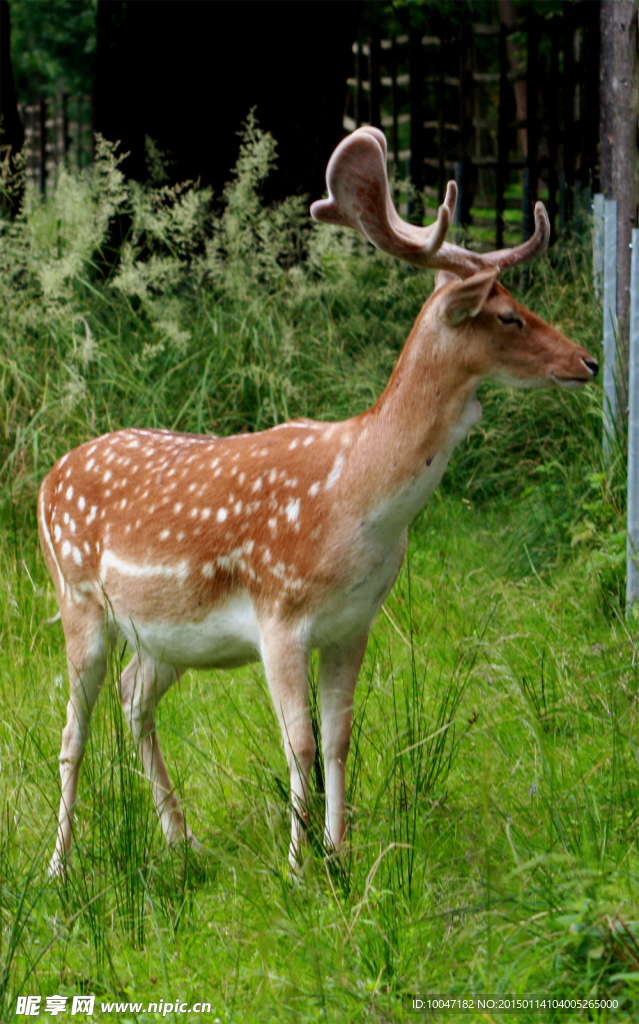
[498,314,524,329]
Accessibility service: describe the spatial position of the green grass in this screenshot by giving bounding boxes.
[2,499,639,1023]
[1,123,637,1022]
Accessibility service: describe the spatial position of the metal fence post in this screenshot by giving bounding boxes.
[593,193,605,300]
[627,227,639,615]
[603,198,618,461]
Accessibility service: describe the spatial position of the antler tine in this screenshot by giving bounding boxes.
[311,128,551,278]
[310,127,456,268]
[468,201,551,270]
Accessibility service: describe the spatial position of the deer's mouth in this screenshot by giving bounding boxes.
[551,359,598,389]
[550,374,591,389]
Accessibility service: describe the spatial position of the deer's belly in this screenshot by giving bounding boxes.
[115,594,262,670]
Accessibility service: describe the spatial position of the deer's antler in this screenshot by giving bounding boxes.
[310,126,549,278]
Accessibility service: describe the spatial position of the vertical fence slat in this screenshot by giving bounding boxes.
[547,24,560,243]
[38,96,47,195]
[353,42,362,129]
[603,198,618,461]
[495,23,508,249]
[369,33,381,128]
[60,92,69,163]
[627,228,639,614]
[563,8,576,229]
[436,37,446,206]
[581,1,601,189]
[390,36,400,189]
[458,24,475,228]
[408,27,424,222]
[524,14,540,240]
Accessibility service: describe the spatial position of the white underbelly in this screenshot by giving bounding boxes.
[113,536,404,667]
[115,594,261,670]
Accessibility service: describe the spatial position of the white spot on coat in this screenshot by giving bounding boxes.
[285,497,301,523]
[326,453,345,490]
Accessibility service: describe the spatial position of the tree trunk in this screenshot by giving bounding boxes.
[600,0,639,410]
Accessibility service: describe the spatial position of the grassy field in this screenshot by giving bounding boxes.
[1,126,637,1022]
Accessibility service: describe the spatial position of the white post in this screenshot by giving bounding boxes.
[593,193,605,300]
[603,199,618,461]
[628,228,639,615]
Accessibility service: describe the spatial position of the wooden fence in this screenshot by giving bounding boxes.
[17,94,93,193]
[345,2,601,247]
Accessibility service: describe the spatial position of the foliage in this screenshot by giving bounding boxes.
[8,0,97,104]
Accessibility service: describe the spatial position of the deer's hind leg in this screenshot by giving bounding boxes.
[49,603,109,877]
[118,653,199,849]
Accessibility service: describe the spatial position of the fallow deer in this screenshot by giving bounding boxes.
[39,127,598,876]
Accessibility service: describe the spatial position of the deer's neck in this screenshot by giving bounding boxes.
[348,314,480,540]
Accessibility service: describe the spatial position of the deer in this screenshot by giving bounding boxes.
[39,126,598,877]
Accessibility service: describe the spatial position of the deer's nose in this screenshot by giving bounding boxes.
[582,358,599,378]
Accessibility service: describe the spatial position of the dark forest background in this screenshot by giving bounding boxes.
[3,0,571,201]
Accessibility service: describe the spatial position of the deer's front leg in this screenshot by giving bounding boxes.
[319,633,368,853]
[261,623,314,868]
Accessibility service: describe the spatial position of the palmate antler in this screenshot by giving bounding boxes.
[310,126,550,278]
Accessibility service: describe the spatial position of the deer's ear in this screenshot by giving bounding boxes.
[434,270,461,292]
[437,268,499,325]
